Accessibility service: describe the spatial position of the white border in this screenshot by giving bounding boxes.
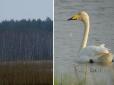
[53,0,54,84]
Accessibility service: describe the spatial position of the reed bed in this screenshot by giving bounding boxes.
[0,60,52,85]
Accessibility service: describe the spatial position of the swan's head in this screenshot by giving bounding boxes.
[67,11,89,23]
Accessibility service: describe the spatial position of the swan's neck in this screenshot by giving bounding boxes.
[81,19,90,49]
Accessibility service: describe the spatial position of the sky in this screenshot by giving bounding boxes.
[0,0,53,21]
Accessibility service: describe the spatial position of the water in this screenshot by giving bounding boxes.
[54,0,114,85]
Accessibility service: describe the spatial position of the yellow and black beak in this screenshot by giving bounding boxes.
[67,17,75,21]
[67,14,80,21]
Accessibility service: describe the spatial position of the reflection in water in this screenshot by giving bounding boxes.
[55,0,114,85]
[73,62,114,85]
[74,62,113,73]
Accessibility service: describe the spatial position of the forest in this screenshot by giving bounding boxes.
[0,17,53,61]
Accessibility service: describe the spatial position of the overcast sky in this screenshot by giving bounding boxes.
[0,0,53,21]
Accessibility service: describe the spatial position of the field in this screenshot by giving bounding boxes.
[0,60,52,85]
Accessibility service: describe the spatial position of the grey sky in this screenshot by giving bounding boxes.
[0,0,53,21]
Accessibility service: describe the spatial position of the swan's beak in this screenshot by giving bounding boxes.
[67,17,73,21]
[67,14,80,21]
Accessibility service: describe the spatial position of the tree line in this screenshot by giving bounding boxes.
[0,17,53,61]
[0,17,53,32]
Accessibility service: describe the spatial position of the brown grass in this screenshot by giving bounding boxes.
[0,60,53,85]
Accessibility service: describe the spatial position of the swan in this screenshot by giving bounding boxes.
[67,11,113,63]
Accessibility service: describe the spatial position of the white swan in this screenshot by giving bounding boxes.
[68,11,113,63]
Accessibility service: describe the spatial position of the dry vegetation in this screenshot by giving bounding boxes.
[0,60,53,85]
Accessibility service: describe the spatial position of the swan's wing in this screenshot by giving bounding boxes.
[99,44,111,51]
[99,44,105,47]
[95,52,110,57]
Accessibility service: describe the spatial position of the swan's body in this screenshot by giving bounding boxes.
[79,44,113,63]
[68,11,113,63]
